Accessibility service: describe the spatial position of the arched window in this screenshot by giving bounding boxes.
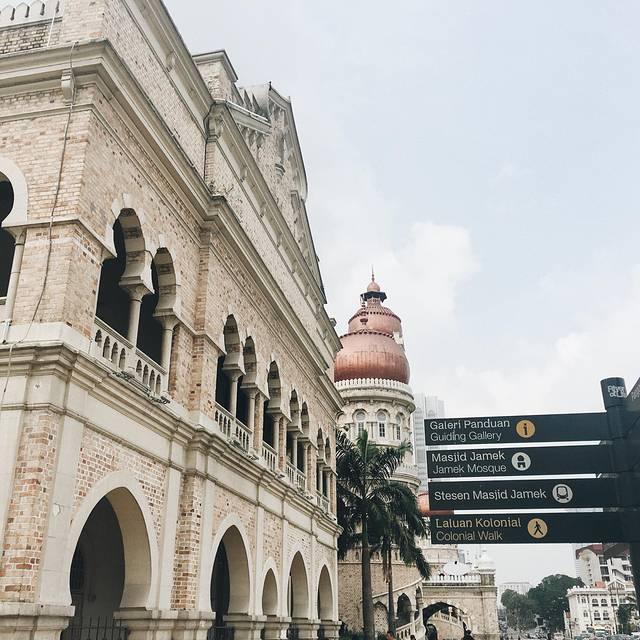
[355,410,366,437]
[395,414,403,440]
[0,177,15,299]
[377,411,387,438]
[95,219,131,338]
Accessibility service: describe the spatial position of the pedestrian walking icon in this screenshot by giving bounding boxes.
[511,452,531,471]
[516,419,536,439]
[527,518,548,539]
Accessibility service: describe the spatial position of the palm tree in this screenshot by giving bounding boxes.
[371,484,430,634]
[336,429,428,640]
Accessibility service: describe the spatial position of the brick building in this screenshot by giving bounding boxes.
[0,1,341,639]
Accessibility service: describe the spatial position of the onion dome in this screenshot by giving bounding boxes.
[334,276,410,384]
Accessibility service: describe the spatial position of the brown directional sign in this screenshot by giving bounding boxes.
[428,477,619,511]
[426,444,613,478]
[429,512,640,544]
[425,412,607,446]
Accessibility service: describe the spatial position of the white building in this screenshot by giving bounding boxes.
[566,585,636,635]
[574,544,633,588]
[413,394,445,491]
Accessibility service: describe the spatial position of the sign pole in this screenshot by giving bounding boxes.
[601,377,640,604]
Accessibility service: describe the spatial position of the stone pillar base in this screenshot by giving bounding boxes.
[319,621,341,640]
[115,608,178,640]
[292,618,320,640]
[225,614,264,640]
[0,603,74,640]
[174,611,216,640]
[262,616,290,640]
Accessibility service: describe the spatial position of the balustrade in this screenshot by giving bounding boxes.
[286,462,306,490]
[262,442,277,472]
[316,492,329,512]
[92,319,166,394]
[213,402,253,453]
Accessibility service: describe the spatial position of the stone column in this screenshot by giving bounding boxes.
[0,603,74,640]
[262,616,289,640]
[225,614,264,640]
[2,228,25,322]
[272,414,279,456]
[229,372,241,418]
[115,609,178,640]
[158,315,179,371]
[291,433,299,467]
[173,611,216,640]
[247,389,257,432]
[278,416,287,471]
[307,446,317,495]
[123,282,151,345]
[320,621,341,640]
[293,618,320,640]
[253,392,264,452]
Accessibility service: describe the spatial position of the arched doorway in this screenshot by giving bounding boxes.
[397,593,412,627]
[210,526,251,640]
[62,488,153,640]
[262,569,278,617]
[287,552,309,639]
[317,565,333,621]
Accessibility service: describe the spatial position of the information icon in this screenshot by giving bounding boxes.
[552,484,573,504]
[516,419,536,439]
[511,452,532,471]
[527,518,548,539]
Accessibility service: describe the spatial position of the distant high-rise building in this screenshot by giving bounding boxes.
[413,393,445,490]
[574,544,633,588]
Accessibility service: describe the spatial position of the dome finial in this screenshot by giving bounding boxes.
[366,268,381,293]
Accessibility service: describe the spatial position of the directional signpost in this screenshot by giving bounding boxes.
[426,443,614,478]
[423,376,640,601]
[425,412,608,446]
[430,512,640,544]
[428,477,622,510]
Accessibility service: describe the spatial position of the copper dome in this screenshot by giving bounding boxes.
[347,300,402,336]
[334,278,410,384]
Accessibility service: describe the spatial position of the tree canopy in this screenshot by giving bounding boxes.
[501,589,536,631]
[528,574,583,631]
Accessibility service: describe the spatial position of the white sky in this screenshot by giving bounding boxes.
[163,0,640,586]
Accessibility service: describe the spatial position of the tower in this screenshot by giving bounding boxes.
[334,275,422,633]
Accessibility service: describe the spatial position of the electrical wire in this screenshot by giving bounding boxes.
[0,41,78,413]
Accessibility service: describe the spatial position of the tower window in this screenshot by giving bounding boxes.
[377,411,386,438]
[355,410,366,436]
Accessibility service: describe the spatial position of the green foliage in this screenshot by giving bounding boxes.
[501,589,536,631]
[336,430,429,640]
[528,574,583,632]
[618,594,637,634]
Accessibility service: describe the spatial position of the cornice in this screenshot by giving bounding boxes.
[0,40,212,215]
[192,50,238,83]
[208,199,338,390]
[0,341,339,529]
[126,0,212,120]
[209,104,341,354]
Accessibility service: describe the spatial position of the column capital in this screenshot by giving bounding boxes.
[120,278,153,301]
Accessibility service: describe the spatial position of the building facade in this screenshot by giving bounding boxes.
[413,394,445,492]
[574,544,633,588]
[0,2,341,640]
[566,585,637,636]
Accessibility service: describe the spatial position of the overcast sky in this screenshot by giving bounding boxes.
[164,0,640,586]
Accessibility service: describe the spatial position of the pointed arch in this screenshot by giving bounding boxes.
[205,515,253,615]
[317,564,334,621]
[62,471,158,610]
[287,551,310,619]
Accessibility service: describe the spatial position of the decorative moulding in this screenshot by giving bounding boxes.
[0,0,62,28]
